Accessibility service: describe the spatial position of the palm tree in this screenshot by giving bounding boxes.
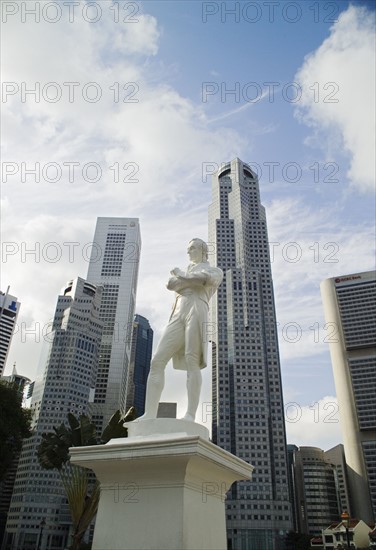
[37,408,136,550]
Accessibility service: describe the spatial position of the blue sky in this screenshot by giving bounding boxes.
[1,0,375,449]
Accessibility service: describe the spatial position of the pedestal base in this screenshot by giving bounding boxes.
[124,417,210,440]
[70,421,253,550]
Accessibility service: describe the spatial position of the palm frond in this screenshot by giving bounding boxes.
[37,431,69,470]
[74,480,100,538]
[101,407,136,443]
[78,414,97,446]
[60,464,88,526]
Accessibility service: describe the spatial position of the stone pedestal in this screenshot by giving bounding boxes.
[70,419,253,550]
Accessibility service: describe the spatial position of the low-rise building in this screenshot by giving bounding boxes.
[369,526,376,548]
[310,536,323,548]
[322,518,371,549]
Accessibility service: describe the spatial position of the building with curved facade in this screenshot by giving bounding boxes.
[293,446,340,536]
[321,271,376,524]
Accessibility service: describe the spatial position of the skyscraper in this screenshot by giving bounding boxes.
[286,445,299,532]
[325,444,352,516]
[125,314,153,416]
[292,446,340,536]
[1,363,31,398]
[208,158,292,549]
[0,288,20,377]
[321,270,376,524]
[4,278,103,549]
[86,217,141,431]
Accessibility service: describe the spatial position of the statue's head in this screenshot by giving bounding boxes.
[188,238,208,263]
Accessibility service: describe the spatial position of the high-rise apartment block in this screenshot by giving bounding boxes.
[86,217,141,431]
[209,158,292,549]
[4,278,103,549]
[321,270,376,524]
[0,288,20,377]
[125,314,153,416]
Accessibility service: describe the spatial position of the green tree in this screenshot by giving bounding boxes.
[37,407,136,550]
[0,380,32,482]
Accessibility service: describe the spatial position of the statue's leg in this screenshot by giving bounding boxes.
[139,360,165,420]
[182,312,202,422]
[138,317,184,420]
[182,357,202,422]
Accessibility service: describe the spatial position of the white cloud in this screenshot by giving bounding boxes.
[285,396,343,450]
[294,5,375,193]
[113,13,160,56]
[265,196,375,362]
[1,0,247,350]
[2,1,247,214]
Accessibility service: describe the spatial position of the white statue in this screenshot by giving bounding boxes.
[139,238,223,422]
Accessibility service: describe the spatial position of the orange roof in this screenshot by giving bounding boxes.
[325,519,360,531]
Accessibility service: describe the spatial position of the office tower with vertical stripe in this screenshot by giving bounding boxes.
[321,271,376,524]
[209,158,292,549]
[86,217,141,431]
